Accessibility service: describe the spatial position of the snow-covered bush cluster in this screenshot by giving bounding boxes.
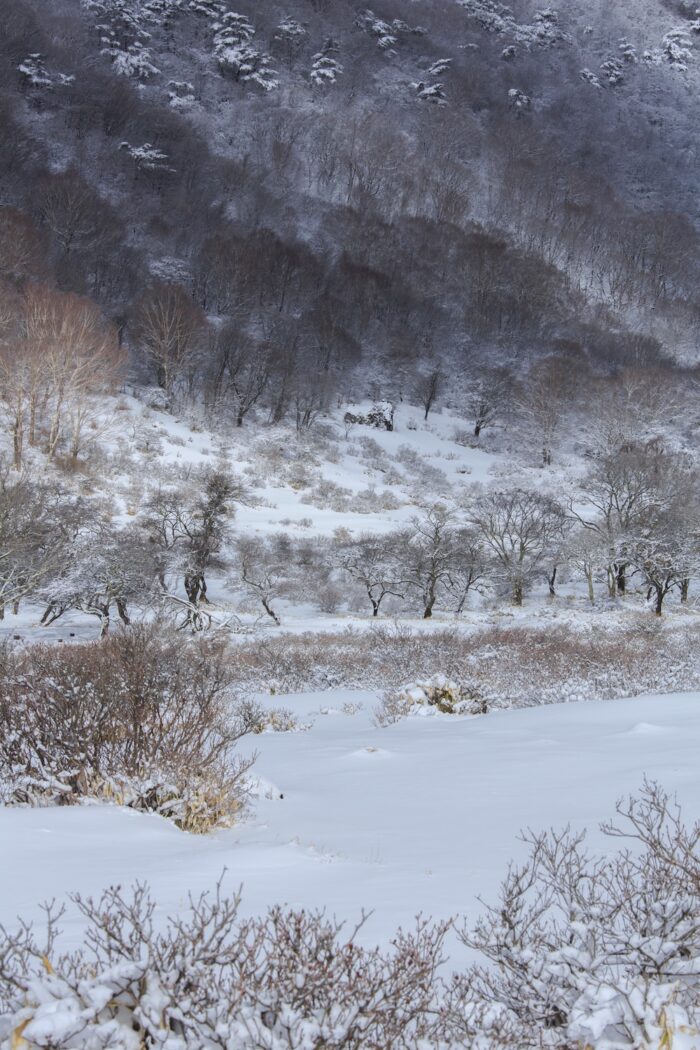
[0,627,255,832]
[1,783,698,1048]
[0,882,448,1049]
[239,698,312,734]
[660,27,694,69]
[343,400,395,431]
[451,781,700,1047]
[301,478,401,514]
[226,620,700,703]
[375,676,490,725]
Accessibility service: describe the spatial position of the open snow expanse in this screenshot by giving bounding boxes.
[3,689,699,965]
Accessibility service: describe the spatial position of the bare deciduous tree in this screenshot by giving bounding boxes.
[402,505,458,619]
[208,326,271,426]
[0,284,123,465]
[469,488,566,605]
[568,439,687,598]
[236,536,286,624]
[415,367,443,422]
[38,170,117,257]
[0,468,80,619]
[335,531,406,617]
[0,206,46,281]
[465,367,513,441]
[517,356,578,467]
[40,523,160,636]
[132,282,205,401]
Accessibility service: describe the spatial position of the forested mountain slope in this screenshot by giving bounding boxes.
[1,0,700,414]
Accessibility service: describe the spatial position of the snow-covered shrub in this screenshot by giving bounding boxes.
[356,433,387,464]
[344,401,394,432]
[354,437,401,481]
[405,461,449,496]
[110,41,161,79]
[255,706,310,733]
[352,486,402,512]
[619,37,638,63]
[452,426,477,447]
[0,882,448,1049]
[301,477,353,510]
[188,0,225,16]
[253,437,321,488]
[411,58,451,105]
[79,768,246,834]
[275,17,306,44]
[355,9,421,53]
[447,781,700,1048]
[0,626,255,832]
[411,80,448,104]
[375,676,490,726]
[373,687,414,726]
[274,15,306,66]
[236,697,311,734]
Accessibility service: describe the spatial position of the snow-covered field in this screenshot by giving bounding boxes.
[2,391,700,1045]
[3,688,699,963]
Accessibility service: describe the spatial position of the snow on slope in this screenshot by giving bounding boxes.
[2,690,698,965]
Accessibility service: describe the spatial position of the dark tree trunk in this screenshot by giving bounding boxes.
[616,564,626,595]
[262,598,281,625]
[548,565,557,597]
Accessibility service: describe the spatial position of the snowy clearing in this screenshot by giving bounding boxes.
[3,689,699,965]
